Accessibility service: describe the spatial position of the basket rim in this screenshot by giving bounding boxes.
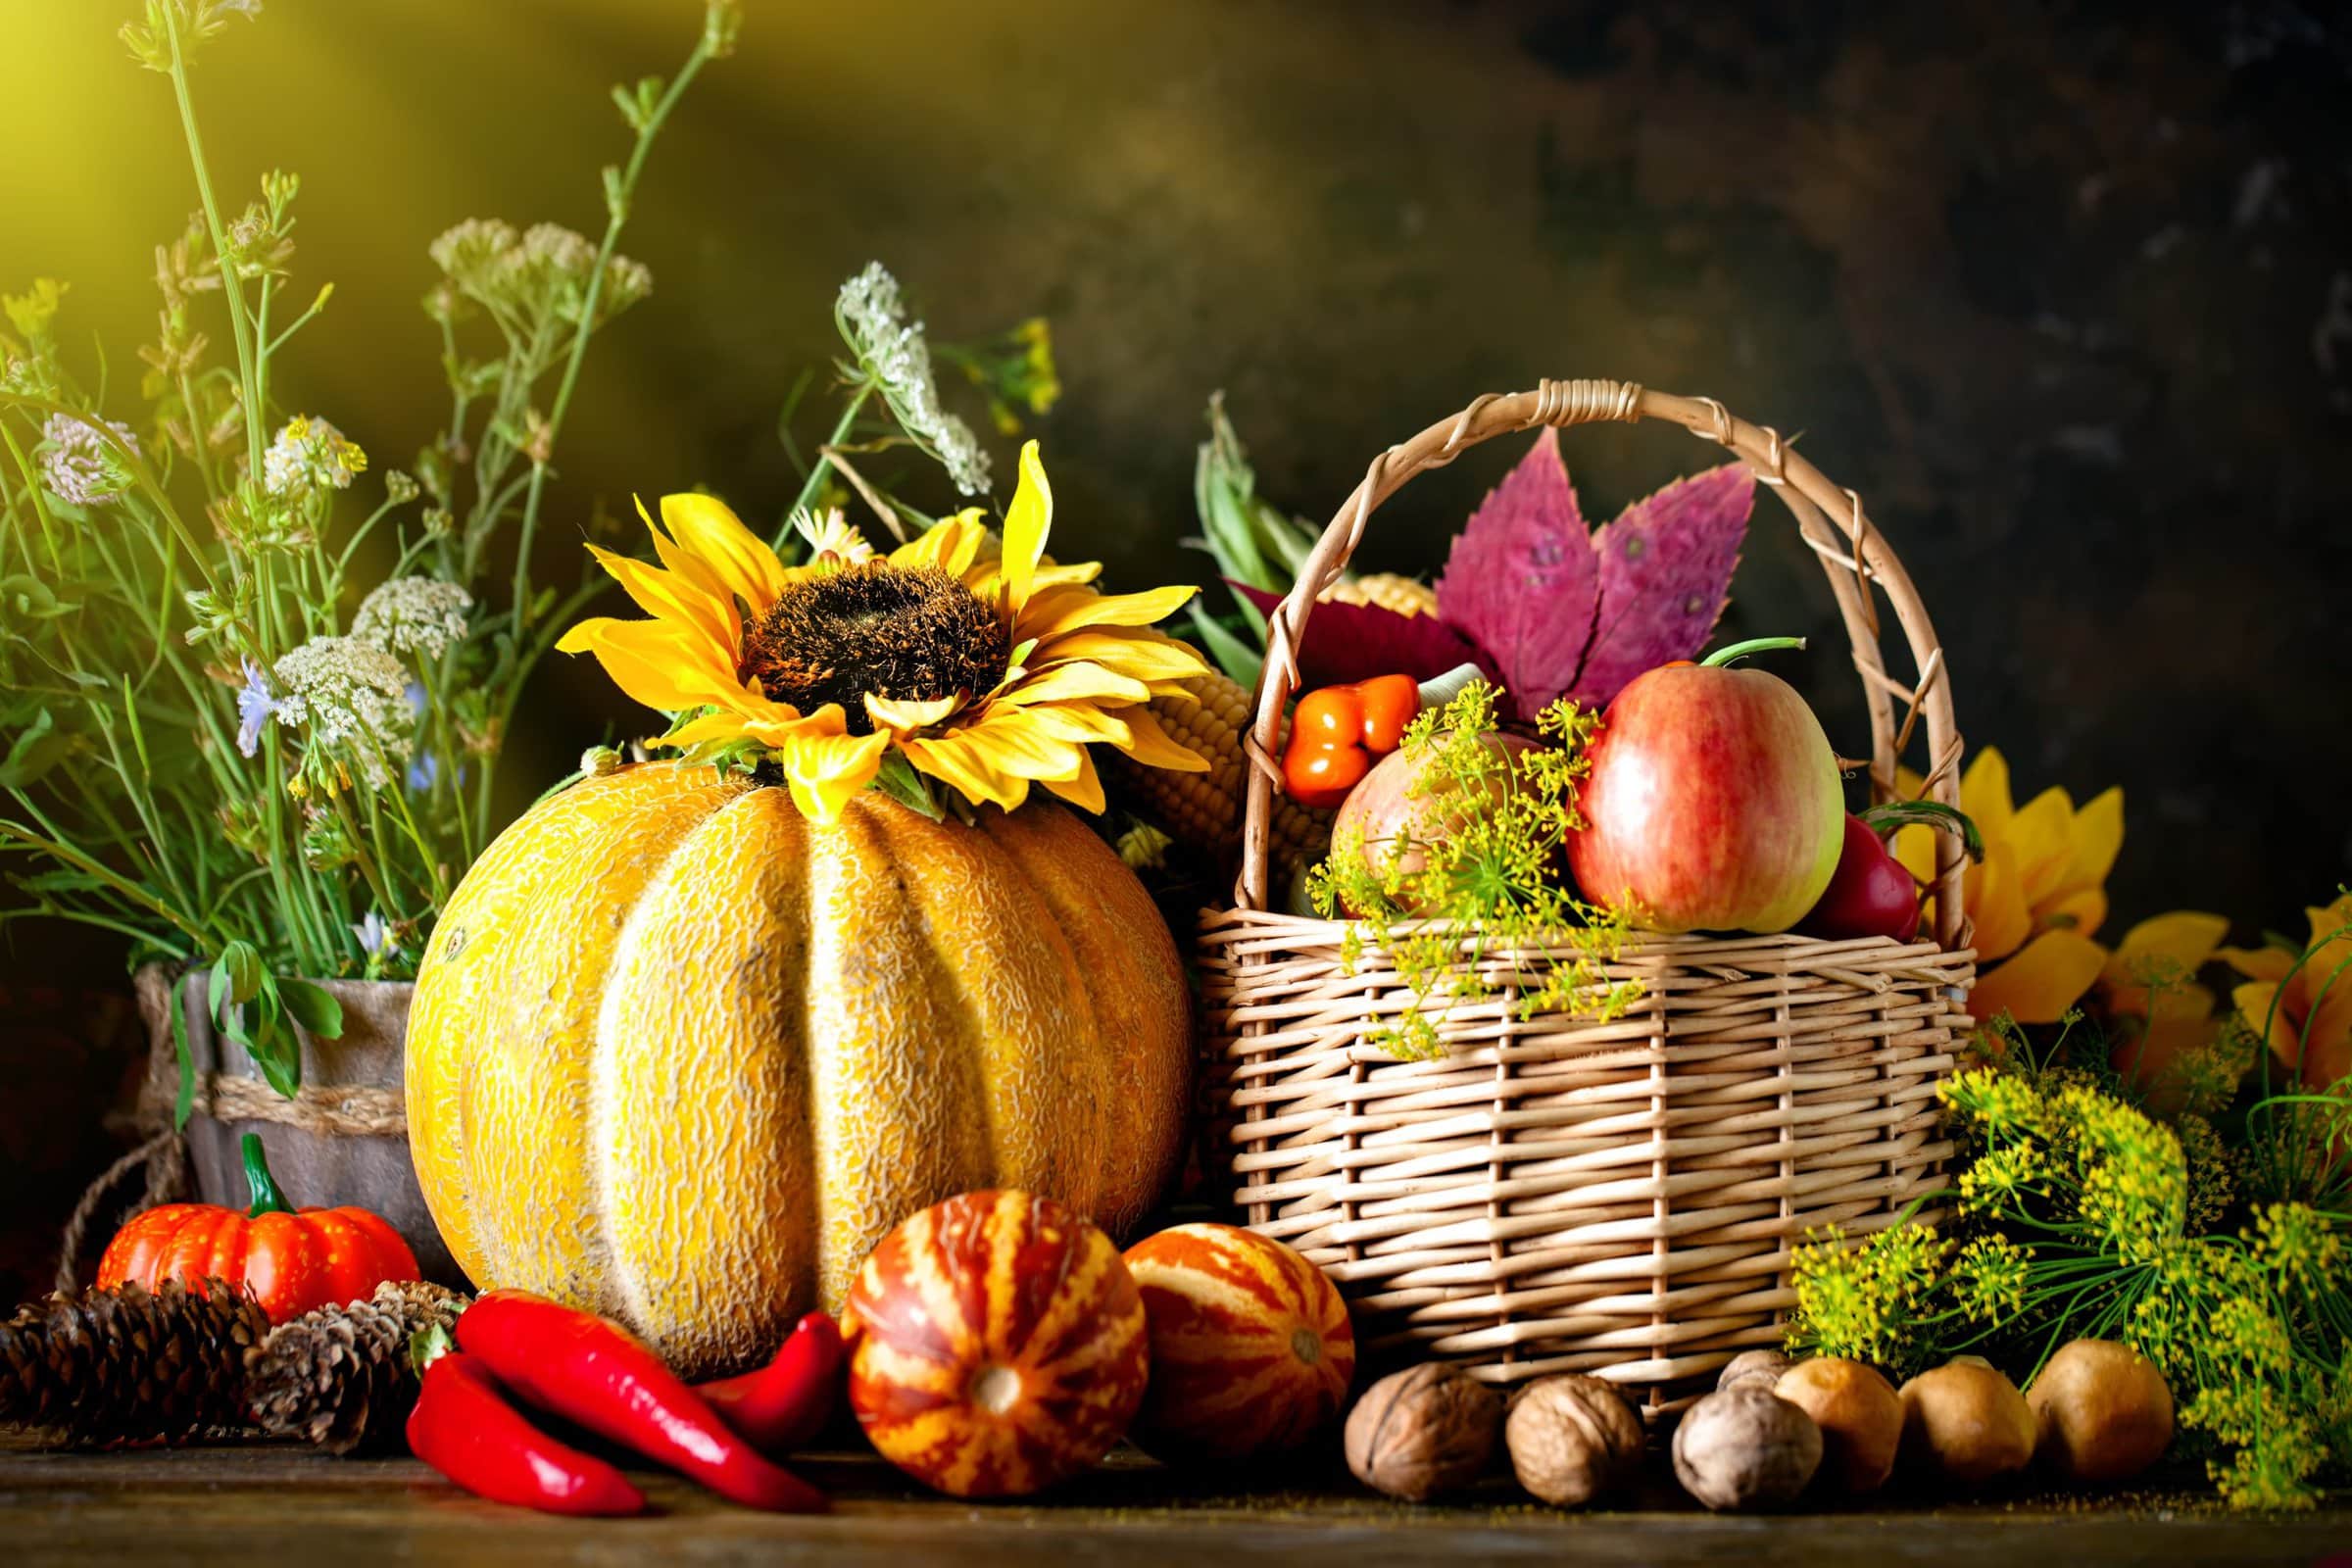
[1230,377,1972,959]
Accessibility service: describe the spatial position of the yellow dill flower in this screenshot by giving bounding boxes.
[1894,747,2122,1023]
[557,441,1210,821]
[2220,892,2352,1089]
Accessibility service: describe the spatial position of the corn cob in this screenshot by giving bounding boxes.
[1107,672,1331,870]
[1320,572,1437,618]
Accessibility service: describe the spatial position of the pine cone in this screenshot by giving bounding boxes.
[245,1280,468,1455]
[0,1279,269,1446]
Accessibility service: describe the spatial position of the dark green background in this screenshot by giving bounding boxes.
[1,2,2349,1282]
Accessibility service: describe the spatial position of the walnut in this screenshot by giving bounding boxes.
[1671,1386,1822,1510]
[1344,1363,1500,1501]
[1503,1374,1644,1507]
[1775,1356,1904,1493]
[1898,1357,2034,1487]
[2025,1340,2174,1485]
[1715,1348,1791,1394]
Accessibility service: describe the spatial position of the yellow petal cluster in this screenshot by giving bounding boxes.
[2220,893,2352,1089]
[557,441,1209,822]
[1894,747,2122,1024]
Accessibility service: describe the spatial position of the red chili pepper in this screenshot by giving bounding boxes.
[406,1351,646,1517]
[1282,673,1421,808]
[696,1311,844,1453]
[458,1290,826,1513]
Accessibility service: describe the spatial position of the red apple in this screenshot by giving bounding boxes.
[1565,639,1843,934]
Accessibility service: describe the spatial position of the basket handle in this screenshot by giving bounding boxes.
[1234,378,1972,951]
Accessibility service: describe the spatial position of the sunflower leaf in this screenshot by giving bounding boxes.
[870,748,945,821]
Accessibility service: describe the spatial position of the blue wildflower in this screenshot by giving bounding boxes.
[235,660,282,758]
[407,752,440,793]
[352,910,400,961]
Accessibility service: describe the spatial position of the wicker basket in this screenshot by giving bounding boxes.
[1198,378,1979,1416]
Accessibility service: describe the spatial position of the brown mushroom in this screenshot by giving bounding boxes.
[2026,1339,2175,1484]
[1344,1363,1501,1501]
[1671,1386,1822,1510]
[1504,1374,1645,1507]
[1898,1357,2034,1487]
[1716,1348,1792,1394]
[1776,1356,1903,1493]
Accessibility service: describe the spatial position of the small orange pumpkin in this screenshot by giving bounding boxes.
[97,1133,419,1324]
[845,1190,1148,1497]
[1123,1222,1354,1463]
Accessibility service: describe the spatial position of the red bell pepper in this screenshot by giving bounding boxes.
[1798,802,1982,943]
[1282,672,1421,808]
[696,1310,844,1453]
[458,1290,826,1513]
[406,1351,646,1517]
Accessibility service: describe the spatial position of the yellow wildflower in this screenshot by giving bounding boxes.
[557,441,1211,822]
[1894,746,2122,1023]
[2220,892,2352,1089]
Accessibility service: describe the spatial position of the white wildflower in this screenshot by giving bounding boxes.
[352,576,472,660]
[263,415,367,497]
[433,219,650,322]
[836,262,991,496]
[39,413,137,508]
[270,635,414,789]
[790,506,874,565]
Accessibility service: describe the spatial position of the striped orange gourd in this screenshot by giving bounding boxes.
[1122,1222,1354,1464]
[844,1190,1149,1498]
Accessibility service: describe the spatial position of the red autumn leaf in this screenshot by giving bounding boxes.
[1231,582,1490,690]
[1432,426,1599,721]
[1574,463,1753,707]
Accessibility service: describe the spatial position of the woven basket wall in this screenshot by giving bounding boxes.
[1200,378,1979,1417]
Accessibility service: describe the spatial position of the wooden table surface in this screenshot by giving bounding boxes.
[3,1444,2346,1567]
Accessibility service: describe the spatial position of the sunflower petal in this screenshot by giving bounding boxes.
[1016,582,1198,640]
[2056,786,2124,899]
[864,692,964,737]
[2232,980,2301,1072]
[999,439,1051,614]
[556,618,737,712]
[1040,746,1105,813]
[586,543,739,653]
[1966,841,2034,965]
[2010,786,2076,910]
[2043,888,2108,944]
[2220,944,2297,984]
[1031,560,1102,589]
[774,729,890,823]
[661,492,790,611]
[1971,929,2108,1025]
[1960,748,2016,846]
[996,662,1152,709]
[1020,702,1134,748]
[1034,627,1210,682]
[903,730,1029,812]
[2100,910,2230,991]
[891,511,993,579]
[1115,705,1210,772]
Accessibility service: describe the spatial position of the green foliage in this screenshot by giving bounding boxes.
[1787,1038,2352,1509]
[1304,681,1641,1058]
[0,3,740,1094]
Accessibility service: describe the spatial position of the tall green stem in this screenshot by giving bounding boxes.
[161,7,264,481]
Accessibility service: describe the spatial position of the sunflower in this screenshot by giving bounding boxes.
[556,441,1210,821]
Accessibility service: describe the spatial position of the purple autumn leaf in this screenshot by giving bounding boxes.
[1433,427,1599,721]
[1230,582,1490,690]
[1574,463,1754,707]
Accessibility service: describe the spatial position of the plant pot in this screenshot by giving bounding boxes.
[132,962,462,1286]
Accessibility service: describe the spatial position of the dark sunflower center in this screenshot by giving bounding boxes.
[739,564,1008,734]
